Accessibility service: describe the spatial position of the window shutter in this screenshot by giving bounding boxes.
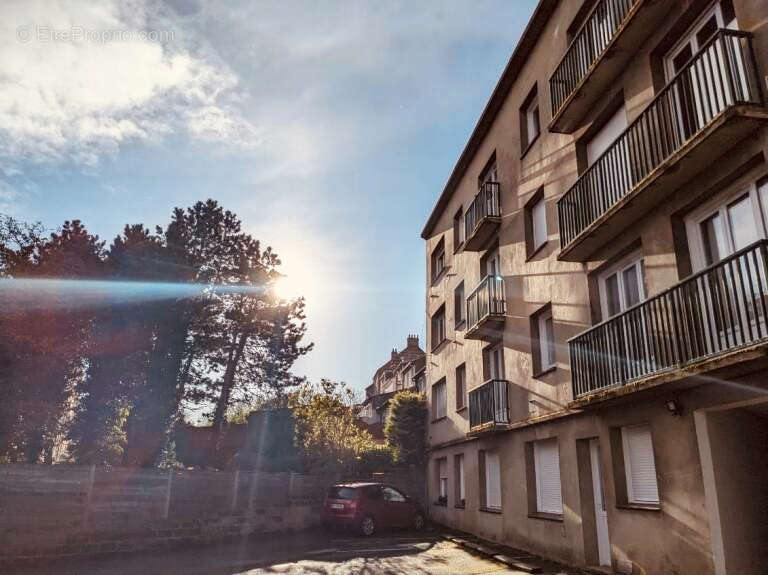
[485,452,502,509]
[458,455,465,500]
[534,439,563,514]
[622,424,660,504]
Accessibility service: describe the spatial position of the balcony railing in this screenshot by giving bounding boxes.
[469,379,510,431]
[558,30,762,252]
[571,241,768,398]
[464,182,501,250]
[466,275,506,334]
[550,0,637,119]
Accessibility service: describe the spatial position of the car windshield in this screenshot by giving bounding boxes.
[327,487,358,500]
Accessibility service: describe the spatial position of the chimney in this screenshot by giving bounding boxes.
[407,334,419,349]
[391,348,398,359]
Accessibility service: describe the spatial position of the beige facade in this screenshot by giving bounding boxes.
[421,1,768,574]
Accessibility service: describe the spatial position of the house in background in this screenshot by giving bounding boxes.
[422,1,768,574]
[358,335,425,427]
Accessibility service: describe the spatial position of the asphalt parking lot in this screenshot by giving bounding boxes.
[10,530,580,575]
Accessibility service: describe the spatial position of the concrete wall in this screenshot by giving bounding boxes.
[0,464,335,563]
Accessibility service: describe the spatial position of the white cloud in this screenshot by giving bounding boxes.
[0,0,256,169]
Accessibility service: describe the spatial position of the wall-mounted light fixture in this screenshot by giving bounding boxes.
[666,399,682,416]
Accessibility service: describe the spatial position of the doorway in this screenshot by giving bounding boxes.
[695,398,768,575]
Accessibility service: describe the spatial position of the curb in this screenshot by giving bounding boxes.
[440,534,543,573]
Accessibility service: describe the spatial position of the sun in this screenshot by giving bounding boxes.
[272,273,304,300]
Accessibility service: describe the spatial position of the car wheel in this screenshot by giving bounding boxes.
[413,513,425,531]
[360,515,376,536]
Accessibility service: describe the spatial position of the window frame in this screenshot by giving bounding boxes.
[597,250,646,320]
[532,438,563,516]
[453,206,464,252]
[454,281,466,329]
[455,363,466,411]
[483,450,502,511]
[531,304,556,376]
[621,424,660,506]
[431,237,446,284]
[435,457,448,505]
[685,176,768,271]
[520,84,540,156]
[525,187,547,258]
[484,342,505,381]
[431,378,447,422]
[454,454,465,508]
[431,304,446,351]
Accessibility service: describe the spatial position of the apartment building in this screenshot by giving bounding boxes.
[358,335,425,426]
[421,1,768,574]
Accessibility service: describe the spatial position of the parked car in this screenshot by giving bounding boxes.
[322,482,425,536]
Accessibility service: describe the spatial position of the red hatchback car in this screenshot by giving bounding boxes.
[322,482,425,536]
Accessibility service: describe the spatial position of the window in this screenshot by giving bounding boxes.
[520,84,540,154]
[454,281,465,328]
[431,304,446,350]
[455,363,466,410]
[598,252,646,319]
[453,207,464,252]
[431,237,446,283]
[686,177,768,270]
[436,458,448,504]
[482,450,502,511]
[531,304,556,375]
[483,245,501,277]
[533,438,563,515]
[431,378,447,421]
[484,342,504,380]
[525,188,547,257]
[621,424,660,505]
[454,454,465,507]
[382,486,407,503]
[587,105,627,166]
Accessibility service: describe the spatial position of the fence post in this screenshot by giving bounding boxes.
[82,464,96,529]
[231,470,240,512]
[163,470,173,519]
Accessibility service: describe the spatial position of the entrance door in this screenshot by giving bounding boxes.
[589,439,611,567]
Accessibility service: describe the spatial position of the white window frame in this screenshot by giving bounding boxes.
[533,438,563,515]
[486,247,501,277]
[457,454,465,503]
[531,194,547,251]
[597,250,646,319]
[664,2,732,82]
[621,424,660,505]
[431,379,447,420]
[486,342,505,380]
[685,177,768,271]
[438,458,448,500]
[481,162,498,186]
[484,451,502,510]
[537,309,556,371]
[526,97,540,146]
[455,363,466,410]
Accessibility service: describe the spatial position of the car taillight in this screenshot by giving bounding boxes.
[347,500,357,511]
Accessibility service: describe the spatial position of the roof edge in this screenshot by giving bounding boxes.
[420,0,558,240]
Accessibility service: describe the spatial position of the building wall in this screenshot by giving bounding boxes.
[424,0,768,573]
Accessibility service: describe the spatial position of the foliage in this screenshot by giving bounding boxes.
[0,202,312,467]
[384,391,427,466]
[289,379,377,473]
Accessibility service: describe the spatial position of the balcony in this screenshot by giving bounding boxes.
[570,241,768,401]
[558,30,767,261]
[549,0,670,133]
[468,379,510,434]
[464,182,501,251]
[465,276,506,340]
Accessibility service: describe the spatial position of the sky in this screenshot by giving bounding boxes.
[0,0,536,396]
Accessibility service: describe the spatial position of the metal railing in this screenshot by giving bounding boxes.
[466,275,506,333]
[571,241,768,398]
[464,182,501,242]
[549,0,637,117]
[469,379,510,429]
[558,30,761,250]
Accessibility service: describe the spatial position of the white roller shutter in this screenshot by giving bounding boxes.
[458,455,465,501]
[622,424,660,504]
[534,438,563,514]
[485,451,502,510]
[587,105,627,166]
